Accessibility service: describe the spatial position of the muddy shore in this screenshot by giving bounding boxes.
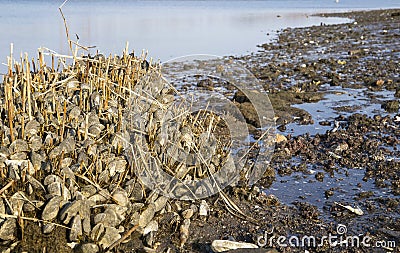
[171,8,400,253]
[1,8,399,253]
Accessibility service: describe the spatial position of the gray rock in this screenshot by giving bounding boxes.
[69,215,83,242]
[42,223,56,234]
[61,167,75,181]
[88,192,109,204]
[82,218,91,235]
[46,181,62,196]
[107,157,127,176]
[9,139,29,154]
[127,181,144,201]
[0,147,10,163]
[10,152,27,160]
[97,170,110,184]
[26,174,45,192]
[69,106,81,121]
[94,205,125,228]
[139,203,156,228]
[112,189,129,207]
[131,203,145,213]
[98,226,121,249]
[0,218,17,241]
[88,123,105,138]
[0,200,5,223]
[47,181,71,200]
[81,185,97,198]
[90,223,105,242]
[143,220,158,236]
[144,231,155,248]
[154,196,168,212]
[25,120,40,137]
[59,200,82,224]
[8,164,20,181]
[60,157,73,169]
[23,202,36,212]
[42,196,63,221]
[44,174,62,186]
[10,192,26,215]
[30,152,44,170]
[129,212,140,226]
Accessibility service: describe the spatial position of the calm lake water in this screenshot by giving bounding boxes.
[0,0,399,70]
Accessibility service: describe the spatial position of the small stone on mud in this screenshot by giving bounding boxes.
[211,240,258,252]
[69,215,83,242]
[325,189,334,198]
[0,218,17,241]
[143,220,158,236]
[42,196,63,221]
[179,218,190,247]
[154,196,168,212]
[199,200,209,216]
[182,208,194,219]
[139,203,156,228]
[42,223,56,234]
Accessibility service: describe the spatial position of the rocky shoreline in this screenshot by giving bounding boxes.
[0,8,399,253]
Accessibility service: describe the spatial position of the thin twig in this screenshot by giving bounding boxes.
[0,180,15,195]
[106,224,139,251]
[0,213,70,230]
[58,4,76,62]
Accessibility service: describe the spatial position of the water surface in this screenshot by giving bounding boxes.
[1,0,399,70]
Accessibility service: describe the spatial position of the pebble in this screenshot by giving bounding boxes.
[112,189,129,207]
[125,181,143,201]
[211,240,259,252]
[182,208,194,219]
[139,203,156,228]
[143,220,158,236]
[69,215,83,242]
[0,218,17,241]
[60,200,83,224]
[42,223,56,234]
[9,139,29,154]
[179,218,191,247]
[98,226,121,249]
[199,200,209,216]
[154,196,168,212]
[91,223,105,242]
[42,196,63,221]
[24,120,40,137]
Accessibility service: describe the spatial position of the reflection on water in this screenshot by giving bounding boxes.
[0,0,399,70]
